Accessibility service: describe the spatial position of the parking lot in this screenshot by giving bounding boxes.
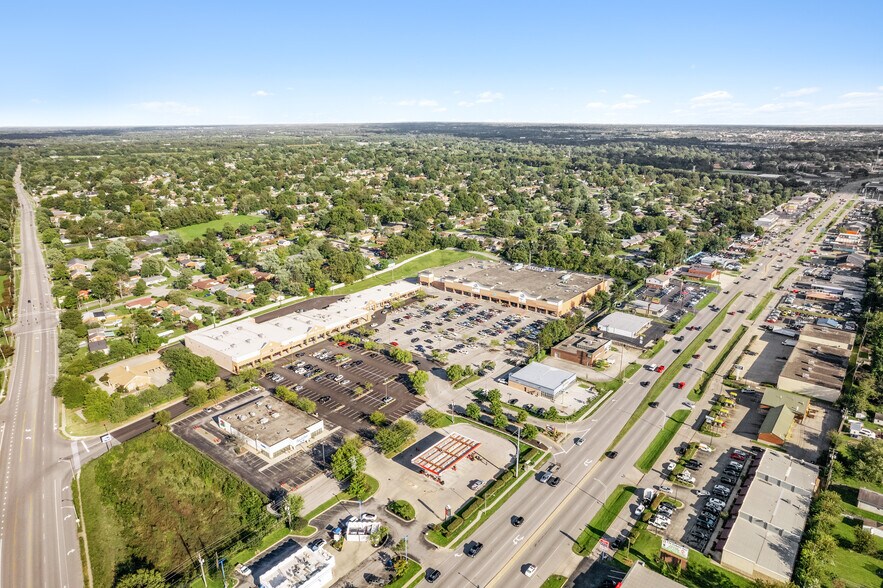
[171,388,346,495]
[371,293,551,370]
[632,282,718,323]
[262,339,425,434]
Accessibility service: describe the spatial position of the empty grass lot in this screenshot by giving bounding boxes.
[635,409,690,472]
[573,485,636,555]
[334,249,476,295]
[172,214,264,241]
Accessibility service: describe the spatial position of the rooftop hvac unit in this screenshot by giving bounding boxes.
[259,417,269,425]
[271,412,280,418]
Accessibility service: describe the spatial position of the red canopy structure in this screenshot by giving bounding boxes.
[411,433,481,477]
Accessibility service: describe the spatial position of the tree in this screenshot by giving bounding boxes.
[153,410,171,426]
[487,389,501,403]
[545,406,559,420]
[516,409,528,424]
[375,419,417,454]
[493,412,508,430]
[849,438,883,484]
[465,402,481,420]
[116,569,168,588]
[408,370,428,395]
[186,387,208,407]
[521,423,539,440]
[331,437,366,481]
[852,527,876,555]
[422,408,448,428]
[347,472,371,500]
[446,364,464,382]
[132,279,147,296]
[160,347,218,389]
[369,411,388,426]
[285,493,305,529]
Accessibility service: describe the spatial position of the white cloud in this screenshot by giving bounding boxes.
[754,101,810,113]
[690,90,733,104]
[818,90,882,111]
[780,87,819,97]
[131,101,201,116]
[458,91,504,107]
[252,90,273,97]
[585,101,606,109]
[840,91,876,99]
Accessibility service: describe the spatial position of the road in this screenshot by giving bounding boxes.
[0,166,82,588]
[422,188,860,587]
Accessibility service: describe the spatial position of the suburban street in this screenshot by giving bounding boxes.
[422,188,859,587]
[0,166,82,588]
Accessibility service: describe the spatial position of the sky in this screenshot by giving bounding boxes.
[1,1,882,127]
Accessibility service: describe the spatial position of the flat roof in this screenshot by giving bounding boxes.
[722,451,818,581]
[858,488,883,510]
[779,338,849,392]
[419,260,608,304]
[217,394,321,447]
[411,433,480,476]
[799,323,855,347]
[553,332,611,355]
[597,311,652,334]
[619,563,684,588]
[509,362,576,392]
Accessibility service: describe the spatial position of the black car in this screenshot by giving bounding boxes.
[674,446,687,455]
[548,476,561,487]
[720,475,738,486]
[466,542,483,557]
[684,459,702,470]
[425,568,441,583]
[512,515,524,527]
[640,381,650,387]
[606,451,619,459]
[724,468,741,477]
[318,395,331,404]
[649,401,660,408]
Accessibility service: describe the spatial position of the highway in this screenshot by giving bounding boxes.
[0,166,82,588]
[422,187,860,587]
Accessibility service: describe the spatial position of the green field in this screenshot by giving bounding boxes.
[76,429,274,588]
[693,290,718,311]
[573,485,636,555]
[635,409,690,472]
[828,517,883,588]
[172,214,264,241]
[335,249,476,295]
[671,312,695,335]
[539,575,568,588]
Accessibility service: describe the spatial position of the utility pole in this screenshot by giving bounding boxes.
[515,425,521,477]
[219,557,227,588]
[197,553,207,587]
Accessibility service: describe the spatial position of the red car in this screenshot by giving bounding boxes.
[674,382,686,389]
[730,452,746,461]
[655,365,666,373]
[390,342,399,347]
[692,354,701,359]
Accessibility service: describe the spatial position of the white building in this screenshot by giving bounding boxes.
[185,281,420,372]
[216,394,324,460]
[253,539,335,588]
[597,312,652,339]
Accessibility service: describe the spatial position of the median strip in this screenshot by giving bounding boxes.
[747,291,775,320]
[572,484,636,555]
[634,409,690,473]
[606,293,742,453]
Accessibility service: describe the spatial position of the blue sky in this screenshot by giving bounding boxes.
[2,1,882,126]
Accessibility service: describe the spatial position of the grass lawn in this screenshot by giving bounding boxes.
[693,291,718,311]
[573,485,636,555]
[539,575,568,588]
[688,325,747,401]
[607,294,741,452]
[335,249,475,296]
[829,516,883,588]
[639,338,667,359]
[671,312,695,335]
[172,214,264,242]
[592,362,641,395]
[386,559,422,588]
[77,429,275,588]
[617,525,754,588]
[773,266,798,290]
[747,291,774,320]
[190,525,292,588]
[635,409,690,473]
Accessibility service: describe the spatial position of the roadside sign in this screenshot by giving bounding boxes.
[599,538,610,549]
[100,434,112,443]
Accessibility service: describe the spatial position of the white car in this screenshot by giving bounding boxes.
[524,564,537,577]
[683,401,696,409]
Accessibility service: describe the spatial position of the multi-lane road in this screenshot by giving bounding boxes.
[0,166,82,588]
[423,187,860,587]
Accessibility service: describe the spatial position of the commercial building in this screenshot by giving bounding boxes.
[685,264,720,281]
[645,274,671,290]
[417,260,610,317]
[627,299,668,317]
[757,404,794,446]
[216,394,324,460]
[251,539,335,588]
[551,333,612,367]
[759,388,809,418]
[507,362,576,399]
[754,212,780,230]
[99,356,170,393]
[718,451,818,584]
[617,563,684,588]
[597,312,652,339]
[857,488,883,517]
[777,329,851,402]
[184,281,420,373]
